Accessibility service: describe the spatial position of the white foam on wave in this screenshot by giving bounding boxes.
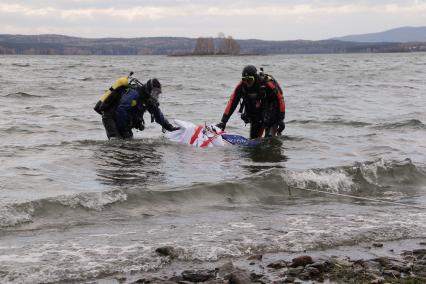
[0,204,34,227]
[0,190,128,228]
[284,169,354,193]
[229,222,256,228]
[0,253,42,263]
[56,190,127,211]
[354,158,386,186]
[0,241,160,284]
[1,203,425,283]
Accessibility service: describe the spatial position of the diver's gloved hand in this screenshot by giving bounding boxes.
[240,112,250,124]
[135,123,145,131]
[216,121,226,131]
[94,100,103,115]
[277,120,285,135]
[163,121,180,132]
[133,116,145,131]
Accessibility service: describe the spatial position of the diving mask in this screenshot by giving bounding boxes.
[150,87,162,101]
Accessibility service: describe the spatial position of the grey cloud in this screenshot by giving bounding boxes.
[9,0,424,9]
[1,0,425,40]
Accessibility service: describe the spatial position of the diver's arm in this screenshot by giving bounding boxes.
[146,103,177,131]
[220,82,243,124]
[266,80,285,120]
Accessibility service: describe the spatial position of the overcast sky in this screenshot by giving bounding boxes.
[1,0,426,40]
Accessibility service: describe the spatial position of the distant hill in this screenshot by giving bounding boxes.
[333,26,426,43]
[0,34,195,55]
[1,33,426,55]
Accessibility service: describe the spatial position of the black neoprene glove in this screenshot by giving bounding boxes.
[277,120,285,135]
[216,121,226,131]
[163,120,180,132]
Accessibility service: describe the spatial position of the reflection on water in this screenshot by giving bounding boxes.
[94,139,165,188]
[241,137,288,173]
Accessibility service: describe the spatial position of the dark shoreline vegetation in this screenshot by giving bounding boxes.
[98,241,426,283]
[1,34,426,55]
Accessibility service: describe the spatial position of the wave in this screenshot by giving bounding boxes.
[289,118,425,131]
[374,119,426,130]
[289,119,371,127]
[2,125,42,134]
[39,104,56,110]
[3,92,43,98]
[65,63,83,68]
[0,190,127,228]
[11,63,30,67]
[0,158,424,229]
[287,158,426,195]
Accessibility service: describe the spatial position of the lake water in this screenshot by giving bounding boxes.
[0,53,425,283]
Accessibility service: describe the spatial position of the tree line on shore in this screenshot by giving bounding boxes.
[193,34,240,55]
[1,34,425,55]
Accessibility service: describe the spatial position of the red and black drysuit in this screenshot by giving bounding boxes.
[219,75,286,139]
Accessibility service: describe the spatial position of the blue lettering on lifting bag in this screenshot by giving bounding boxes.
[221,134,259,146]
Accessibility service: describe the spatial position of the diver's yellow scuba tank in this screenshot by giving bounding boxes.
[100,77,129,103]
[94,76,129,114]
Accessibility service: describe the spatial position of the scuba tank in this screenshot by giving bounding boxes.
[258,67,284,127]
[260,67,282,94]
[94,76,130,114]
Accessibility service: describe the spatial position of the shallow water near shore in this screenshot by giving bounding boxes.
[0,53,425,283]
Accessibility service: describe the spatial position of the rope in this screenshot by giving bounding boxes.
[292,186,426,210]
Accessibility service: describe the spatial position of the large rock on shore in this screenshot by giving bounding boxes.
[181,269,216,282]
[155,246,179,259]
[227,270,252,284]
[132,247,426,284]
[290,255,313,267]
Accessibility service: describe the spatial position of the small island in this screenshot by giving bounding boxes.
[170,33,258,56]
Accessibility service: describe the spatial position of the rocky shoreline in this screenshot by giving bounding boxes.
[99,240,426,284]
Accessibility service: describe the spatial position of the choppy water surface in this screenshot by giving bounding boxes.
[0,54,425,283]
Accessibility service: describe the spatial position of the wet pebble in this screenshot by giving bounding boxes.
[305,266,321,277]
[383,269,401,278]
[309,260,332,272]
[369,277,385,284]
[247,254,263,261]
[287,266,304,276]
[267,260,287,269]
[181,269,216,282]
[216,261,234,278]
[290,255,313,267]
[227,269,252,284]
[412,264,426,277]
[155,246,178,258]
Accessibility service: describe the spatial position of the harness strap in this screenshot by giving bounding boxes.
[200,131,225,148]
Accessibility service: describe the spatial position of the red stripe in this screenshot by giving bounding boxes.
[268,81,285,112]
[200,131,224,148]
[190,126,203,145]
[224,82,242,115]
[277,90,285,112]
[224,94,236,115]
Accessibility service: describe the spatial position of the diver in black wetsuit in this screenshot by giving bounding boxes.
[216,65,286,139]
[94,77,128,139]
[94,77,178,139]
[115,78,179,139]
